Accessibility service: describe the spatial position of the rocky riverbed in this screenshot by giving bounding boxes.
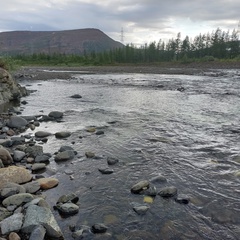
[1,63,240,239]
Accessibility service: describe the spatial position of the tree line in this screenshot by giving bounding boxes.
[3,27,240,67]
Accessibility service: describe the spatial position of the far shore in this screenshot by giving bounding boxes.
[13,61,240,80]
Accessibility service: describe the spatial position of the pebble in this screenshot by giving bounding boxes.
[91,223,108,234]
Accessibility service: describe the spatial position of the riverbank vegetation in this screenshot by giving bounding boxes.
[1,27,240,69]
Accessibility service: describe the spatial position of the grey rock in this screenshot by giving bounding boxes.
[158,186,178,198]
[55,131,71,139]
[175,194,190,204]
[59,145,74,152]
[98,168,114,174]
[150,175,167,183]
[96,130,104,135]
[56,203,79,215]
[0,213,24,235]
[2,193,34,207]
[0,207,12,221]
[131,180,150,194]
[107,157,119,165]
[13,150,26,162]
[22,205,63,238]
[48,111,63,119]
[55,150,75,162]
[0,146,13,165]
[32,163,46,171]
[25,145,43,158]
[70,94,82,99]
[142,186,157,196]
[34,154,51,163]
[11,136,25,145]
[0,182,26,198]
[22,181,41,194]
[72,225,93,239]
[85,151,95,158]
[29,225,46,240]
[91,223,108,234]
[132,204,150,215]
[7,116,28,129]
[35,131,52,138]
[57,193,79,204]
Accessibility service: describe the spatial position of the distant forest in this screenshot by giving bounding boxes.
[2,27,240,67]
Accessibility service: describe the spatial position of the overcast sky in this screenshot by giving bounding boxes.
[0,0,239,45]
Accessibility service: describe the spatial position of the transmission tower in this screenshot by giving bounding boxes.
[120,27,124,43]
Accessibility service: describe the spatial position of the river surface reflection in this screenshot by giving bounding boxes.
[20,71,240,239]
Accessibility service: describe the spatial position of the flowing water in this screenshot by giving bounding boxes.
[20,70,240,239]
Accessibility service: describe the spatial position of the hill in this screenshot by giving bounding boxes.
[0,28,124,56]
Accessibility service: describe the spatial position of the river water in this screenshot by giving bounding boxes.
[20,70,240,239]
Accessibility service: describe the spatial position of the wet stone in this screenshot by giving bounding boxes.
[131,180,150,194]
[85,151,95,158]
[34,154,51,163]
[132,203,150,215]
[32,163,46,171]
[175,194,190,204]
[35,131,52,138]
[98,168,114,174]
[57,192,79,204]
[91,223,108,234]
[55,203,79,215]
[55,150,75,161]
[55,131,71,139]
[37,177,59,190]
[22,181,41,194]
[107,157,119,165]
[158,186,178,198]
[150,175,167,183]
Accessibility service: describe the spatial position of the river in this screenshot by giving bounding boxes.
[19,70,240,239]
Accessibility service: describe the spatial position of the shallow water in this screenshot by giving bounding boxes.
[20,70,240,239]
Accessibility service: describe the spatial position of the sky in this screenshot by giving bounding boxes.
[0,0,239,46]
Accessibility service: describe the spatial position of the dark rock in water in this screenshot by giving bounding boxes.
[55,203,79,215]
[35,131,52,138]
[158,186,177,198]
[175,194,190,204]
[34,154,51,163]
[177,86,185,92]
[107,157,119,165]
[59,145,75,152]
[39,115,54,122]
[96,130,104,135]
[131,180,150,194]
[71,225,94,239]
[21,100,28,105]
[150,175,167,184]
[6,116,28,129]
[48,111,63,119]
[98,168,114,174]
[55,150,75,162]
[70,94,82,99]
[141,186,157,196]
[55,131,71,139]
[85,151,95,158]
[57,192,79,204]
[91,223,108,234]
[132,202,150,215]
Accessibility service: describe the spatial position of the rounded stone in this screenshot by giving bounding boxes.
[37,177,59,190]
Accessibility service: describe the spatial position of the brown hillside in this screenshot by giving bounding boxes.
[0,28,124,55]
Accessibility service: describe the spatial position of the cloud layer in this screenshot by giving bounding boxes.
[0,0,239,44]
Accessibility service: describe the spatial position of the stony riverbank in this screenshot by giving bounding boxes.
[13,61,240,81]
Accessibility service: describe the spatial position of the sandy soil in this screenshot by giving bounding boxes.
[14,62,240,80]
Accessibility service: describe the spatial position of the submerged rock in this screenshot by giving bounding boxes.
[158,186,178,198]
[131,180,150,194]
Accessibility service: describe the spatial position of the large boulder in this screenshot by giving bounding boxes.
[0,67,28,104]
[6,116,28,129]
[0,166,32,189]
[22,204,63,238]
